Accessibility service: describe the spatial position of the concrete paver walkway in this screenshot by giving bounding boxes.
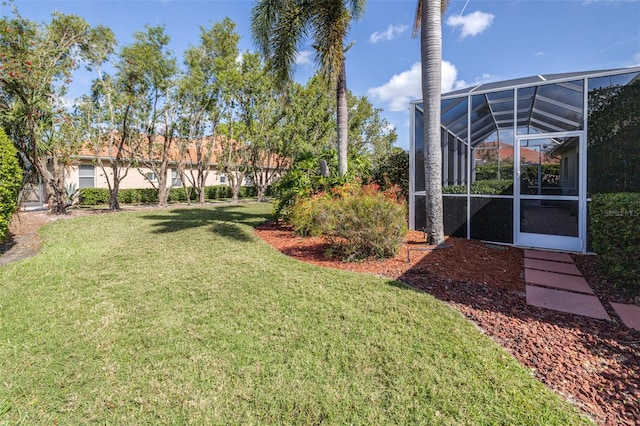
[524,249,640,330]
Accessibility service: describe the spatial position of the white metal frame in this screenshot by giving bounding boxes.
[513,131,586,252]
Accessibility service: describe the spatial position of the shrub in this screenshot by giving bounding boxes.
[78,185,262,206]
[0,128,22,242]
[272,152,351,221]
[371,149,409,202]
[239,186,257,199]
[290,183,408,261]
[78,188,109,205]
[590,193,640,287]
[118,188,157,204]
[204,185,231,200]
[442,179,513,195]
[168,187,197,203]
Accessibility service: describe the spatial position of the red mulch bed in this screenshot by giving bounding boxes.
[255,222,640,426]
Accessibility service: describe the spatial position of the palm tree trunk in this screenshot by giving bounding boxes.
[336,58,348,177]
[421,0,445,245]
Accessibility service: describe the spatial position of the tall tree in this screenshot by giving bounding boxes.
[0,10,114,213]
[251,0,367,177]
[177,19,236,204]
[347,92,397,167]
[414,0,448,245]
[122,25,178,208]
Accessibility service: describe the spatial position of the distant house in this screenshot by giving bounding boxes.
[409,66,640,253]
[21,135,286,209]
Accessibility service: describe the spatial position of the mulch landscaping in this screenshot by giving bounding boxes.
[2,211,638,425]
[255,222,640,426]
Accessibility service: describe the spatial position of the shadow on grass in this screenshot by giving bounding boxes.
[139,205,271,242]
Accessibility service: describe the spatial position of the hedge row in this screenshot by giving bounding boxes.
[0,128,22,242]
[79,185,262,206]
[476,164,560,188]
[442,179,514,195]
[590,192,640,288]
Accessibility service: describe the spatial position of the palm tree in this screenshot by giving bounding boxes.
[251,0,367,177]
[413,0,448,245]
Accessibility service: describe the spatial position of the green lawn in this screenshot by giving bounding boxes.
[0,203,590,424]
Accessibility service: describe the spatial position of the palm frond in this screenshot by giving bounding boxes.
[311,0,350,84]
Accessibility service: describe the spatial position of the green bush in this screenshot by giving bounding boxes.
[590,193,640,287]
[290,183,407,261]
[272,151,351,221]
[78,188,109,205]
[168,187,197,203]
[442,179,513,195]
[78,185,260,206]
[0,128,22,242]
[475,164,560,188]
[371,149,409,202]
[118,188,157,204]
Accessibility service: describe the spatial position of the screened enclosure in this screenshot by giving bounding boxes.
[409,66,640,252]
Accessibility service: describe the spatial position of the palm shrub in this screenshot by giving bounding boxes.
[290,182,407,261]
[0,128,22,242]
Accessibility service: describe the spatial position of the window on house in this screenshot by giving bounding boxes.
[146,172,158,183]
[245,175,253,186]
[171,169,182,187]
[219,173,226,183]
[78,165,95,188]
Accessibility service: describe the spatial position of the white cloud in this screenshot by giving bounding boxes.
[446,11,495,38]
[631,52,640,66]
[367,61,466,112]
[369,24,409,44]
[295,50,313,66]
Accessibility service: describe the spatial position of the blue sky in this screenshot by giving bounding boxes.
[7,0,640,150]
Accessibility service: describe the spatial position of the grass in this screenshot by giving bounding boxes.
[0,203,591,424]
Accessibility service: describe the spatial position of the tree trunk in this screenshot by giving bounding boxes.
[421,0,445,245]
[256,185,266,202]
[37,159,67,214]
[157,160,170,208]
[198,171,207,204]
[228,171,242,204]
[109,181,121,211]
[109,163,121,211]
[157,178,169,208]
[336,58,348,177]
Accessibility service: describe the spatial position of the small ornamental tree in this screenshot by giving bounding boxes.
[0,128,22,242]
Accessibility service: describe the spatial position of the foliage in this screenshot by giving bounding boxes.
[124,25,179,208]
[251,0,367,176]
[290,182,408,261]
[78,185,263,206]
[347,92,398,163]
[443,179,514,195]
[118,188,159,204]
[78,187,110,205]
[0,9,115,213]
[590,193,640,288]
[0,128,22,242]
[474,164,560,192]
[372,148,409,201]
[177,19,236,204]
[271,151,349,221]
[588,80,640,193]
